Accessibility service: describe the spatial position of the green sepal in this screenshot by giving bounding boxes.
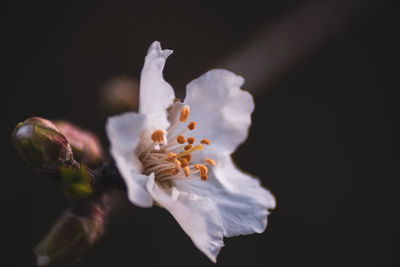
[59,166,93,198]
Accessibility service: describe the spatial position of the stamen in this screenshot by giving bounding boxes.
[166,152,177,161]
[177,135,186,144]
[183,154,192,161]
[177,144,203,158]
[187,137,195,144]
[200,138,210,145]
[194,164,208,181]
[183,166,190,177]
[184,144,192,150]
[187,121,196,130]
[174,159,181,169]
[151,129,166,144]
[179,105,190,122]
[205,158,216,166]
[160,168,177,177]
[180,158,188,168]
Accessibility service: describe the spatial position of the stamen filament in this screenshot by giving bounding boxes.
[177,144,203,158]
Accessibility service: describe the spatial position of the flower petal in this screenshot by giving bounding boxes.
[139,41,175,132]
[174,156,275,237]
[106,112,153,207]
[184,69,254,156]
[146,175,224,262]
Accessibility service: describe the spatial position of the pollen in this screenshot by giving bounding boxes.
[151,129,165,143]
[200,138,210,145]
[179,105,190,122]
[183,166,190,177]
[205,158,216,166]
[177,135,186,144]
[187,137,195,144]
[187,121,196,130]
[184,144,192,150]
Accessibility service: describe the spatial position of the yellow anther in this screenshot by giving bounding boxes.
[177,135,186,144]
[187,137,195,144]
[187,121,196,130]
[200,138,210,145]
[180,158,188,168]
[205,158,216,166]
[179,105,190,122]
[177,144,203,158]
[183,166,190,177]
[184,144,192,150]
[151,129,165,143]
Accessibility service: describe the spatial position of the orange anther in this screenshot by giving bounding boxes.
[183,154,192,161]
[180,158,188,168]
[201,175,208,181]
[184,144,192,150]
[183,166,190,177]
[194,164,208,177]
[179,105,190,122]
[205,158,216,166]
[151,129,165,143]
[187,121,196,130]
[177,135,186,144]
[174,159,181,169]
[187,137,195,144]
[200,138,210,145]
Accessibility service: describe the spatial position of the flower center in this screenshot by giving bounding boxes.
[139,105,215,183]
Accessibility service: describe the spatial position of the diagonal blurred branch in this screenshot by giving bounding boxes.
[219,0,383,92]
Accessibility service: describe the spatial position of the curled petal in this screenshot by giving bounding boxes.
[146,176,224,262]
[184,69,254,156]
[140,41,175,135]
[106,112,153,207]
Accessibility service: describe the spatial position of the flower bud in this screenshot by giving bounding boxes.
[54,121,103,167]
[34,195,109,266]
[12,117,76,173]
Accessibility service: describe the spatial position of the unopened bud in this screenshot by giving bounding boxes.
[12,117,76,173]
[54,121,103,167]
[34,195,109,266]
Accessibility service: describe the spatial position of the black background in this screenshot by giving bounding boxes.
[1,0,398,266]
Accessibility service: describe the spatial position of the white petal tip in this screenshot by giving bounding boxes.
[148,41,173,58]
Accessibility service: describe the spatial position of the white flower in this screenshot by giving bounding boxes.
[106,41,276,262]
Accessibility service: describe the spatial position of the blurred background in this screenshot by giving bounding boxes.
[1,0,398,266]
